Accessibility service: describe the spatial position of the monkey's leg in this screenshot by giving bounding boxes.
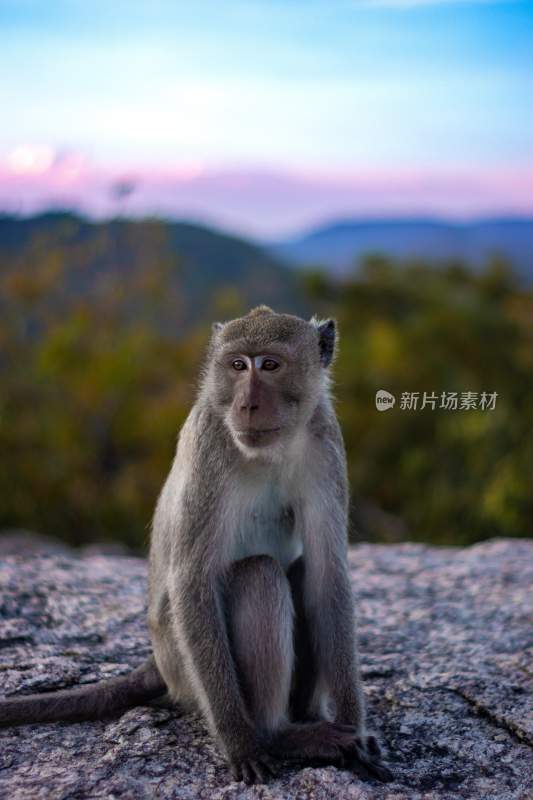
[287,556,320,722]
[277,558,393,781]
[225,555,294,736]
[224,555,391,780]
[271,557,369,770]
[148,589,191,709]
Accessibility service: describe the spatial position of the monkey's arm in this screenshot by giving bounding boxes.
[306,534,366,728]
[302,416,366,730]
[170,566,274,782]
[301,495,394,781]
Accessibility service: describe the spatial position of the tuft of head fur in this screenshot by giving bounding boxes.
[216,308,315,356]
[246,305,274,318]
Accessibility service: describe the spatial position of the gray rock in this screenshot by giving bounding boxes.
[0,538,532,799]
[0,530,74,557]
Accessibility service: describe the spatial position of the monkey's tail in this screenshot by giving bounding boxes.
[0,656,167,727]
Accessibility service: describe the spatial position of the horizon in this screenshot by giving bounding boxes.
[1,1,532,236]
[3,207,533,244]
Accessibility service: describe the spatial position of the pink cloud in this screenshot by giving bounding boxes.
[0,155,532,238]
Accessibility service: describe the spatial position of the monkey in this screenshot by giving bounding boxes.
[0,306,393,785]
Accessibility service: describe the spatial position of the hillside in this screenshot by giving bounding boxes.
[0,212,306,333]
[272,217,533,281]
[0,536,531,798]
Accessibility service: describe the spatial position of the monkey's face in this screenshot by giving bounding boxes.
[208,309,333,455]
[219,349,309,449]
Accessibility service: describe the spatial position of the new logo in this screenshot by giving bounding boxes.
[375,389,396,412]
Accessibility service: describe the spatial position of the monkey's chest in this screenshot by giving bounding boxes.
[228,487,303,572]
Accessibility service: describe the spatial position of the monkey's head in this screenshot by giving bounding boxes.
[205,306,336,455]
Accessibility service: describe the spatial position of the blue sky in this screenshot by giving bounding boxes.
[1,1,532,234]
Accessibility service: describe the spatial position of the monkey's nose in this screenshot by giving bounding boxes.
[240,401,259,413]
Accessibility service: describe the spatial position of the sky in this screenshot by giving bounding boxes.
[0,0,532,237]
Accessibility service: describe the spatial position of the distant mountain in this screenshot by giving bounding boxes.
[0,212,306,332]
[271,218,533,281]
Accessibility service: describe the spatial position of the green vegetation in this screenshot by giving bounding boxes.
[307,256,533,544]
[1,217,531,548]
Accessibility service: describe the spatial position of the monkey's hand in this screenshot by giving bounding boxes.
[227,738,277,785]
[343,732,394,783]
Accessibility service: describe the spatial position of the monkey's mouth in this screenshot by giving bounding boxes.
[236,427,282,447]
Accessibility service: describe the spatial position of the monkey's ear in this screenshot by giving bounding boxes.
[311,317,336,366]
[211,321,225,335]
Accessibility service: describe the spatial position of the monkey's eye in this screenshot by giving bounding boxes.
[262,358,280,371]
[231,359,247,371]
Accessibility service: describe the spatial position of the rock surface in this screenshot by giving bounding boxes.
[0,538,531,799]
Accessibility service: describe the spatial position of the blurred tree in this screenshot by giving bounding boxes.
[317,255,533,544]
[110,178,137,217]
[0,221,531,548]
[0,222,201,549]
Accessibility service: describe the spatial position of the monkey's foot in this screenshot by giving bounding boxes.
[270,723,393,782]
[269,721,363,764]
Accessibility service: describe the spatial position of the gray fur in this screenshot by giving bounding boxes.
[149,306,391,783]
[225,555,294,734]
